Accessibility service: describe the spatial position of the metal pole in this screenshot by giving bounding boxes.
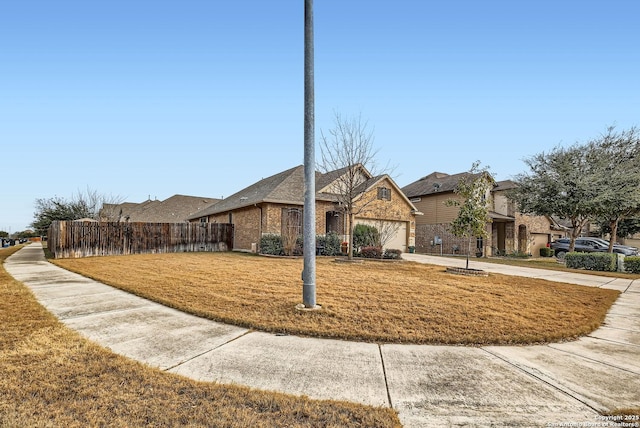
[302,0,316,308]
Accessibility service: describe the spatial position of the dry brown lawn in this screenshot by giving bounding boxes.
[0,246,400,427]
[52,251,620,345]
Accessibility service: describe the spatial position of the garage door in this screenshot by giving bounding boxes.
[355,219,407,252]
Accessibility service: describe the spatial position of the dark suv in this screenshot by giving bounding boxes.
[549,237,639,259]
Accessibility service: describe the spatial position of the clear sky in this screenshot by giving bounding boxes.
[2,1,639,233]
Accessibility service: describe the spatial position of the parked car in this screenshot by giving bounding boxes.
[550,237,639,259]
[587,237,639,255]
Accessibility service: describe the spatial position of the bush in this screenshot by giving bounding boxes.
[316,232,342,256]
[353,224,379,252]
[539,247,555,257]
[262,233,341,256]
[565,252,617,271]
[383,249,402,259]
[260,234,284,256]
[624,256,640,273]
[359,246,383,259]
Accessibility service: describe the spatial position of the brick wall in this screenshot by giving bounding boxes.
[415,223,486,255]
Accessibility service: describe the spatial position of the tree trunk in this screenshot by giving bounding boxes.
[348,213,355,260]
[609,219,619,252]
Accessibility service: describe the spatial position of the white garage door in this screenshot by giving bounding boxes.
[355,219,407,252]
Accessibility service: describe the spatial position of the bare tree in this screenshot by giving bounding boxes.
[318,112,393,260]
[374,219,402,250]
[31,187,124,235]
[282,208,302,256]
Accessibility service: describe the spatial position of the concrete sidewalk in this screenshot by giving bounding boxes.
[5,243,640,427]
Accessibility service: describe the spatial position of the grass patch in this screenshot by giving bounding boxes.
[52,251,620,345]
[0,246,400,427]
[475,255,640,279]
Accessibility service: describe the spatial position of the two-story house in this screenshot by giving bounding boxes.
[402,171,559,256]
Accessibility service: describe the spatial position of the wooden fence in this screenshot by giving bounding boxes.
[47,221,234,259]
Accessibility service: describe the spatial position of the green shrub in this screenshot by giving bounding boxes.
[262,233,343,256]
[359,246,383,259]
[260,234,284,255]
[353,224,379,252]
[565,252,617,271]
[539,247,554,257]
[624,256,640,273]
[383,249,402,259]
[316,232,342,256]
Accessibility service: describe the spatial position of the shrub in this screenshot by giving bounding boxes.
[359,246,383,259]
[316,232,342,256]
[353,224,379,252]
[260,234,284,256]
[565,252,617,272]
[383,249,402,259]
[624,256,640,273]
[539,247,554,257]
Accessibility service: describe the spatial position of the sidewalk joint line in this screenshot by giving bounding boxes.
[481,347,603,415]
[378,344,393,409]
[587,335,640,349]
[547,343,640,375]
[164,330,253,372]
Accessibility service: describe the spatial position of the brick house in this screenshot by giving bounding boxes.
[401,171,560,256]
[188,164,419,253]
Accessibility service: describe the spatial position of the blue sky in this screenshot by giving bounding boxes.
[2,1,639,233]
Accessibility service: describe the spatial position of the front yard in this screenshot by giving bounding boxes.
[0,245,400,427]
[52,251,620,345]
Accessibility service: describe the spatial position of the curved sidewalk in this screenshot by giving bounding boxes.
[5,244,640,428]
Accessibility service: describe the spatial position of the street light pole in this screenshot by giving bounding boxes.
[302,0,316,308]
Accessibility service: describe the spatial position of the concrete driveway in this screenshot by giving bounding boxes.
[5,244,640,427]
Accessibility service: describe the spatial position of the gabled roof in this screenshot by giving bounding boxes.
[106,194,219,223]
[191,165,307,218]
[402,171,481,198]
[355,174,420,212]
[316,163,373,193]
[189,164,417,219]
[493,180,517,192]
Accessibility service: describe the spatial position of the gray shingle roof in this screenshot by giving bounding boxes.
[401,171,481,198]
[402,171,508,198]
[107,195,219,223]
[191,165,307,218]
[493,180,517,191]
[189,164,394,220]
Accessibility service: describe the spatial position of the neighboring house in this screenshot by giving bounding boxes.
[401,171,560,256]
[188,164,419,253]
[101,194,220,223]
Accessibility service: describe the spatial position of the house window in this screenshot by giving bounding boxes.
[377,187,391,201]
[199,217,208,223]
[282,208,302,237]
